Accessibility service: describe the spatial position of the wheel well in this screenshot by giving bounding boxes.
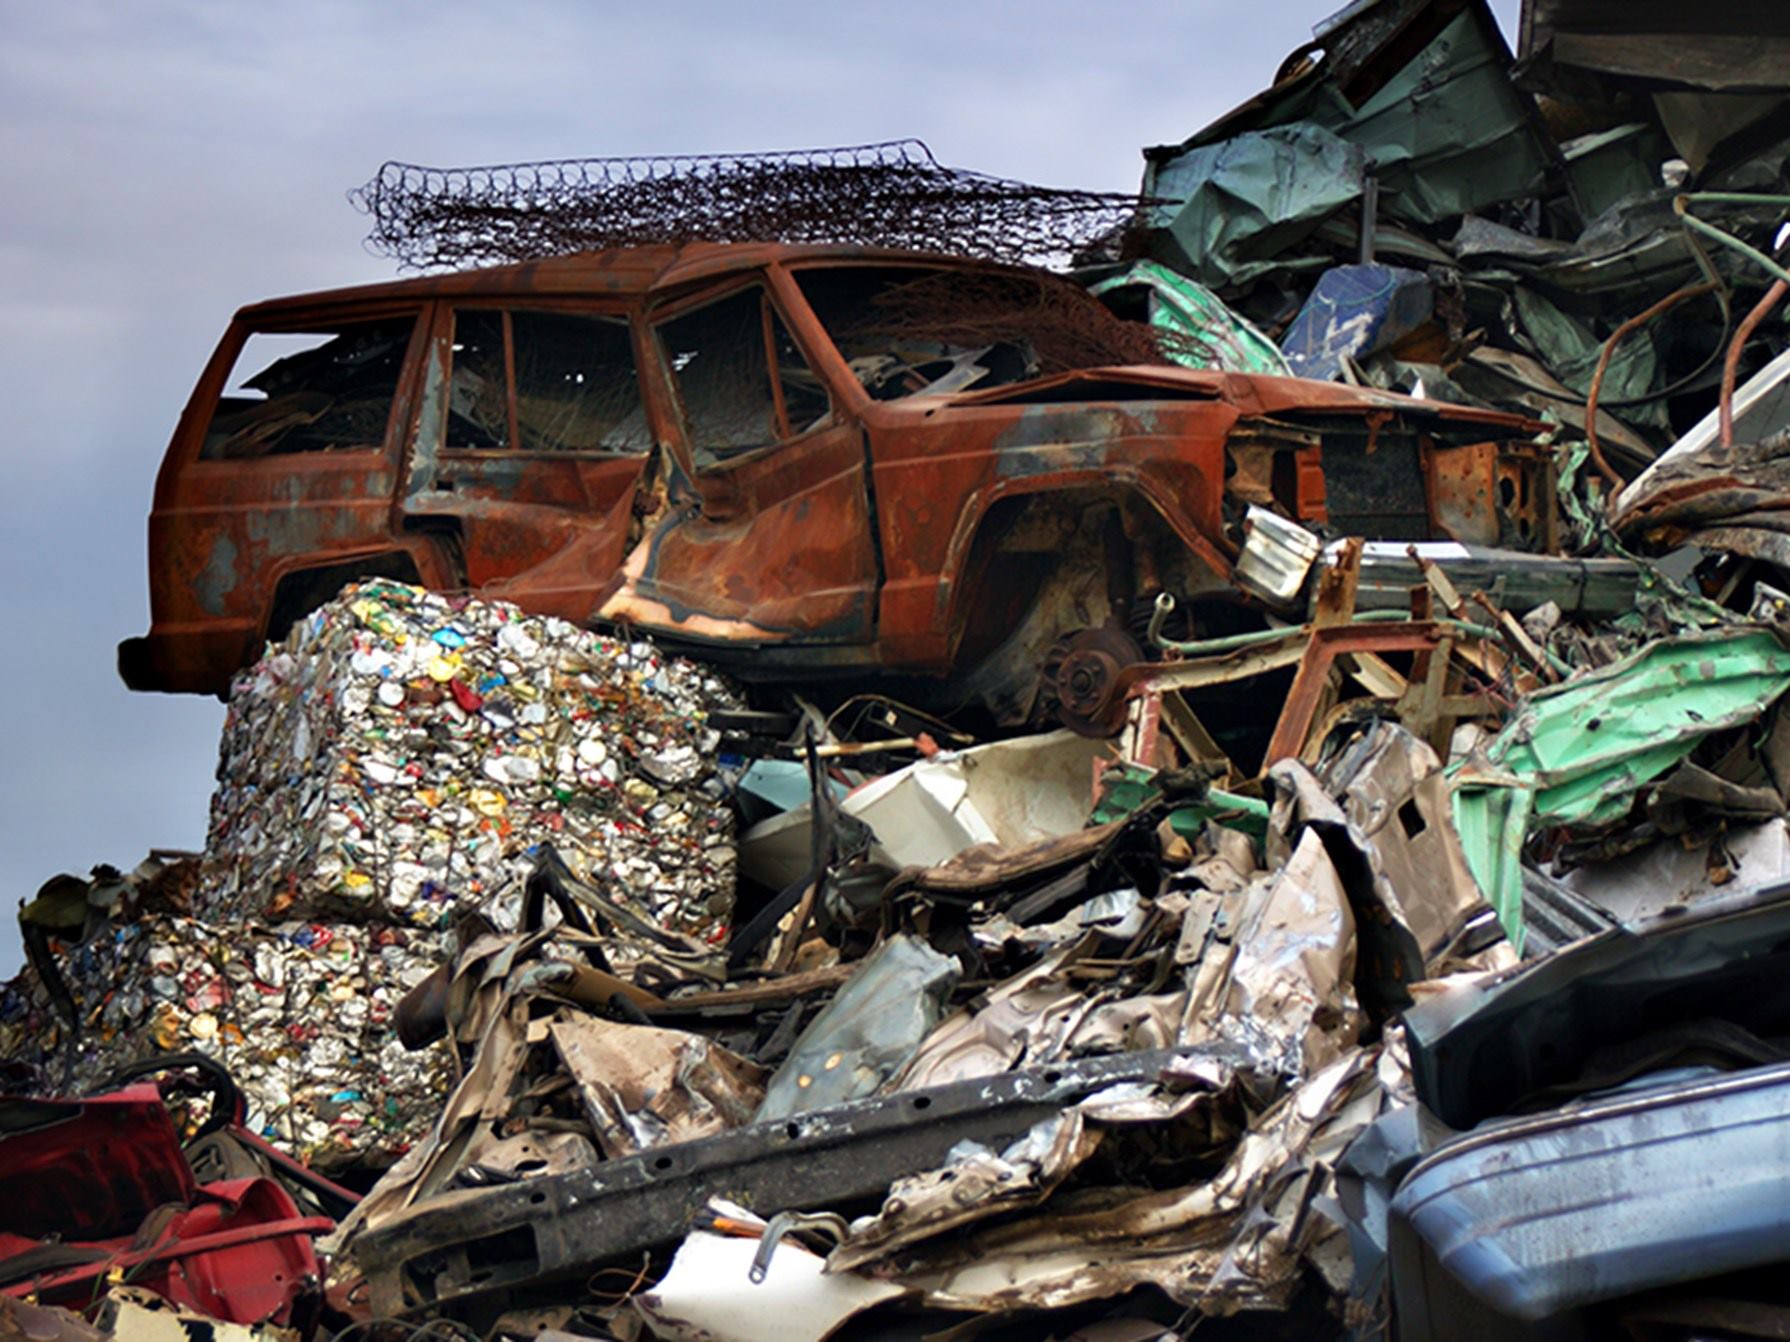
[950,490,1219,664]
[265,553,425,644]
[944,489,1218,725]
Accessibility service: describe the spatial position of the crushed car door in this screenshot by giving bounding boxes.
[402,304,655,625]
[601,281,879,645]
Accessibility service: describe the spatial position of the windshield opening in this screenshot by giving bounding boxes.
[793,265,1167,401]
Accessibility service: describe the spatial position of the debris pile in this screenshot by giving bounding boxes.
[18,0,1790,1337]
[1122,0,1790,477]
[328,721,1491,1328]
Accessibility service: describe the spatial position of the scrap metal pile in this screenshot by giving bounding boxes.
[17,1,1790,1339]
[1117,0,1790,475]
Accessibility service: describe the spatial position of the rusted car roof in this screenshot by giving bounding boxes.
[230,248,1547,436]
[236,242,1016,319]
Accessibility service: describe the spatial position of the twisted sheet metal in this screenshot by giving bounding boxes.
[351,140,1151,271]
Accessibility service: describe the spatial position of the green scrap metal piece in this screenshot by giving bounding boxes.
[1144,123,1367,289]
[1514,287,1666,428]
[1088,260,1291,375]
[1552,436,1601,551]
[1560,123,1668,221]
[1331,8,1553,227]
[1500,632,1790,828]
[1451,627,1790,941]
[1089,764,1270,840]
[1449,775,1533,955]
[1090,764,1162,827]
[1174,790,1271,842]
[1144,6,1552,288]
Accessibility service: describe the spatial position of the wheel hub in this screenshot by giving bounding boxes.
[1045,624,1144,737]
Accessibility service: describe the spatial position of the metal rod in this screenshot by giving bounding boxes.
[1676,207,1790,289]
[1722,279,1789,447]
[1149,610,1573,676]
[1358,177,1379,265]
[1585,282,1719,488]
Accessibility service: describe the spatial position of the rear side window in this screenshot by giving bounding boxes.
[200,317,415,460]
[792,266,1040,399]
[655,286,831,469]
[447,309,650,454]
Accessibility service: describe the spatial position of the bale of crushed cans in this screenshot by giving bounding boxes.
[198,578,742,938]
[0,878,453,1175]
[1,582,743,1175]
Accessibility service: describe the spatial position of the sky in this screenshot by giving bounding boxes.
[0,0,1521,976]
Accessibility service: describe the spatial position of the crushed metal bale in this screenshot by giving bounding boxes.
[200,578,741,936]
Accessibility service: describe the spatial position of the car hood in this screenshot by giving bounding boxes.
[928,364,1544,432]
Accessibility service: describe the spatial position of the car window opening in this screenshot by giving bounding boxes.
[658,288,830,468]
[200,317,415,460]
[794,265,1167,401]
[448,309,650,455]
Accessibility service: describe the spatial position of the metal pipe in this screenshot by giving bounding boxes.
[1146,591,1178,648]
[1149,609,1574,676]
[1585,282,1719,489]
[1678,192,1790,210]
[1675,207,1790,289]
[1722,279,1789,447]
[1149,620,1302,658]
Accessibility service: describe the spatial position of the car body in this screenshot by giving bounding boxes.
[120,243,1555,719]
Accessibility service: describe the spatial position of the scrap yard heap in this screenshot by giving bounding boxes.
[14,1,1790,1338]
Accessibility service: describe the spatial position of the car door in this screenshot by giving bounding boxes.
[601,279,879,646]
[401,301,655,624]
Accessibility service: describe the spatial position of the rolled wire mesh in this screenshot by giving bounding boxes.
[351,140,1152,271]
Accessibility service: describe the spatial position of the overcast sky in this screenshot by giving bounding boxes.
[0,0,1520,977]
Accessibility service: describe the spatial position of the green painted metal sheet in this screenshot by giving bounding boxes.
[1087,261,1291,375]
[1451,627,1790,942]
